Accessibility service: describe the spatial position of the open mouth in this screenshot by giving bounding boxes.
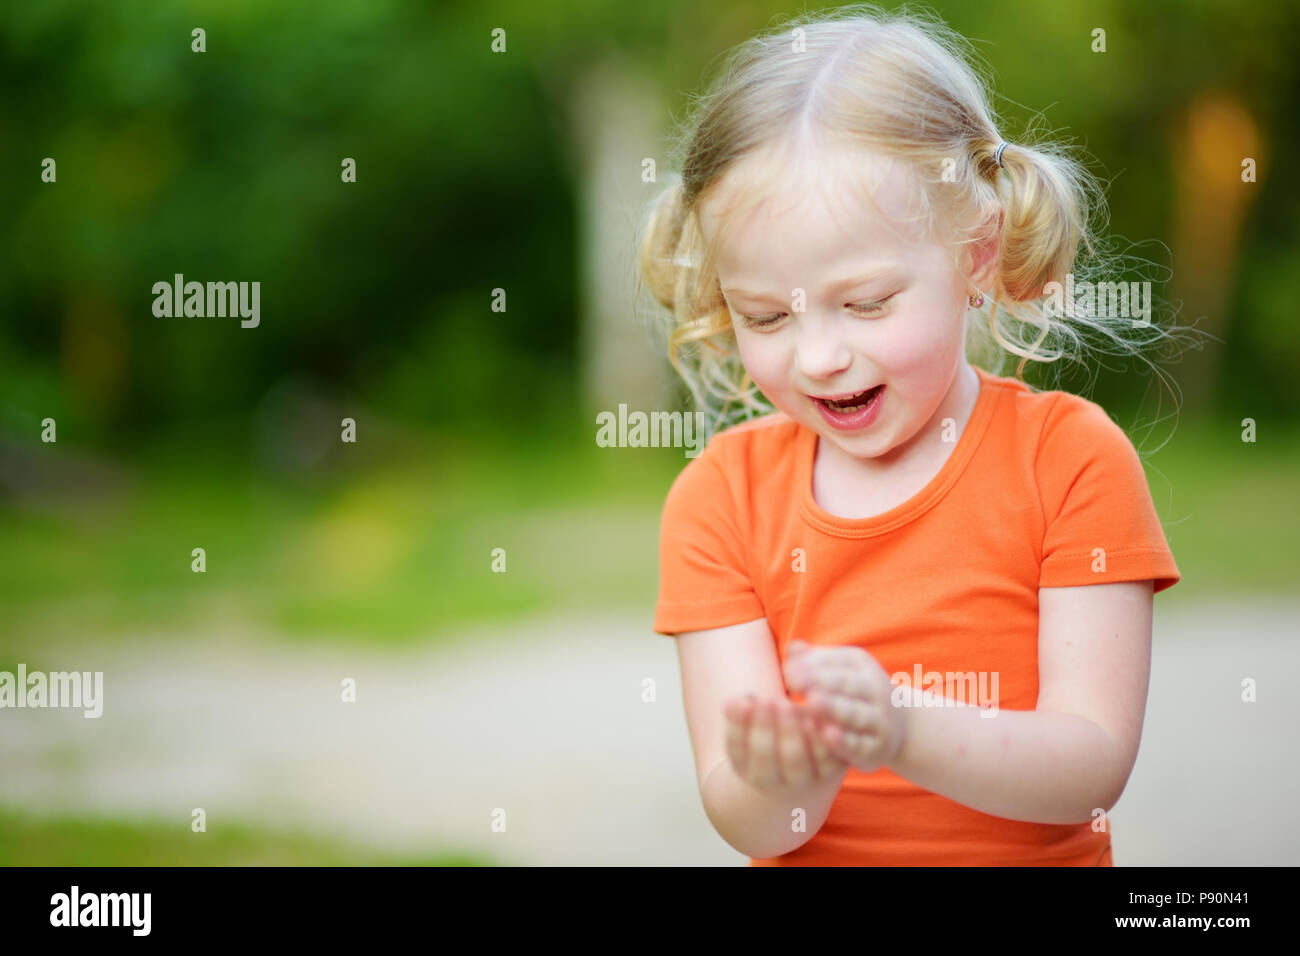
[814,384,883,412]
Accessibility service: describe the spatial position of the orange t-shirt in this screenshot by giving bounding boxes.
[653,365,1180,866]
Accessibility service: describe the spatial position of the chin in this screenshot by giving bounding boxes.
[830,426,892,452]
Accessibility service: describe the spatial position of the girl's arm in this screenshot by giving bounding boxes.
[676,617,848,858]
[699,735,848,860]
[888,580,1154,824]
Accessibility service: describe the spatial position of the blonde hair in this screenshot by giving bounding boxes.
[636,4,1186,441]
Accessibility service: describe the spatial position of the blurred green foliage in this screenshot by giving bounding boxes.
[2,0,1299,446]
[1,0,578,443]
[1,422,669,651]
[2,418,1295,659]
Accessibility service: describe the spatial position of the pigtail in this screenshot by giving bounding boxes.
[984,140,1091,303]
[638,181,688,311]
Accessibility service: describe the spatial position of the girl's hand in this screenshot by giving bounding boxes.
[782,641,908,774]
[722,694,847,792]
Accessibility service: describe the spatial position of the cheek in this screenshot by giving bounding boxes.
[885,281,965,357]
[735,335,790,390]
[875,262,968,379]
[878,317,956,375]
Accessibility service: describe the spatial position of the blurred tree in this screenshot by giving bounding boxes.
[1,0,1298,450]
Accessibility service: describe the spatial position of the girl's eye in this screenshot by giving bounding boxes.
[737,294,897,329]
[849,294,897,315]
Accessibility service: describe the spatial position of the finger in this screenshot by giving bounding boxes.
[805,715,845,777]
[805,665,877,701]
[786,639,813,656]
[827,694,878,732]
[807,689,852,727]
[747,701,780,787]
[795,712,837,770]
[782,656,815,694]
[786,648,856,685]
[840,728,881,762]
[818,721,849,763]
[804,687,837,727]
[796,706,821,737]
[775,700,814,785]
[724,696,753,775]
[820,720,861,765]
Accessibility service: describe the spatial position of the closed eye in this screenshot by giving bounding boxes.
[738,293,897,328]
[848,293,898,315]
[737,312,786,328]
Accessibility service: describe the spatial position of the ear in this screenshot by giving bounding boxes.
[962,207,1002,294]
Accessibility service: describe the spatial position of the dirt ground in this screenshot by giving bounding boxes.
[1,596,1296,865]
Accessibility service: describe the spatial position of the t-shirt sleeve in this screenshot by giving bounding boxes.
[1036,394,1181,593]
[652,442,766,636]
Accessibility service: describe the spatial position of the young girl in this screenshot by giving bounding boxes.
[639,7,1181,865]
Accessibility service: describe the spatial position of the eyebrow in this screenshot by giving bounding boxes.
[721,266,904,299]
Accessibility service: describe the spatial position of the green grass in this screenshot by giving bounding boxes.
[0,415,1295,656]
[0,421,682,652]
[0,807,495,866]
[1129,417,1300,601]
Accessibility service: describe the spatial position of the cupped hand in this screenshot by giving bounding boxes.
[722,693,847,792]
[782,642,908,773]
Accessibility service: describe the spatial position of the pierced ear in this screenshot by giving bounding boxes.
[967,208,1003,290]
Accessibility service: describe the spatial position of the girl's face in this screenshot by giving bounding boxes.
[699,145,991,467]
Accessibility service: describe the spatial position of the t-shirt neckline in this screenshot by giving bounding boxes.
[797,365,1000,539]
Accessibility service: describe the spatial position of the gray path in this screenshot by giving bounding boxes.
[1,598,1296,865]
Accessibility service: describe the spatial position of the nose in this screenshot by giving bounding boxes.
[793,313,853,383]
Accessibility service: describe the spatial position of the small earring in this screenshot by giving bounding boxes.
[968,292,985,308]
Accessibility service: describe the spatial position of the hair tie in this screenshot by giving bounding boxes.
[994,141,1009,168]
